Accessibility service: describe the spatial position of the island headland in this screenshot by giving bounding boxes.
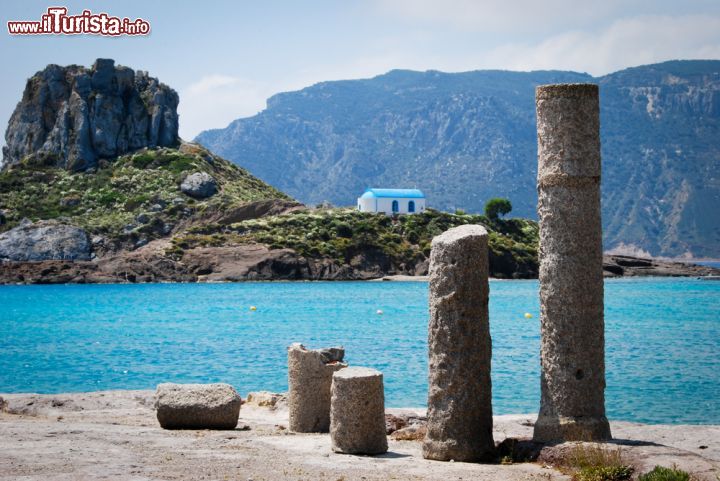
[1,60,718,284]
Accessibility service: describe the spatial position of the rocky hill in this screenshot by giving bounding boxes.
[0,59,555,284]
[196,60,720,259]
[0,142,292,258]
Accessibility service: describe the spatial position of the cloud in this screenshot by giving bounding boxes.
[185,75,242,95]
[178,55,413,140]
[178,75,270,140]
[374,0,637,34]
[372,1,720,75]
[481,14,720,75]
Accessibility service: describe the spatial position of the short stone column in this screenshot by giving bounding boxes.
[288,343,347,432]
[423,224,495,462]
[330,367,388,455]
[533,84,611,442]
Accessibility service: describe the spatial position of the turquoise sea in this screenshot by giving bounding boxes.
[1,278,718,424]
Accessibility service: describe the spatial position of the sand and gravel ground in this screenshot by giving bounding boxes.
[1,390,718,481]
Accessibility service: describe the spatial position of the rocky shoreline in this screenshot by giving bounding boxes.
[1,248,718,284]
[0,390,718,480]
[601,254,720,277]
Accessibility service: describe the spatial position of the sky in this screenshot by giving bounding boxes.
[1,0,720,143]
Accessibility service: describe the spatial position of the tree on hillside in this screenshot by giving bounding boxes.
[484,198,512,220]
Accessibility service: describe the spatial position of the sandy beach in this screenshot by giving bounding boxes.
[1,390,718,481]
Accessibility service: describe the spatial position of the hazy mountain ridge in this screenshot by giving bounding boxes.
[196,61,720,258]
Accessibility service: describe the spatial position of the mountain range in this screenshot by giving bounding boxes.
[196,60,720,258]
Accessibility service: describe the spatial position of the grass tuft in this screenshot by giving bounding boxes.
[638,465,692,481]
[561,444,634,481]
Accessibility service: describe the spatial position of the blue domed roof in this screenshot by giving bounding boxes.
[360,188,425,199]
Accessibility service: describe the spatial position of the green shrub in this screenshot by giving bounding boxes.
[132,153,155,169]
[95,190,124,206]
[167,156,197,173]
[334,222,353,238]
[124,194,151,211]
[638,466,691,481]
[484,197,512,220]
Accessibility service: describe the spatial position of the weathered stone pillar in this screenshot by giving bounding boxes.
[288,343,347,432]
[423,225,495,462]
[533,84,611,442]
[330,367,388,455]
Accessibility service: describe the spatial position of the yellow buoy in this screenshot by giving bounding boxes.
[524,312,533,319]
[250,306,257,311]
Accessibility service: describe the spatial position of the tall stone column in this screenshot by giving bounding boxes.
[423,224,495,462]
[533,84,611,442]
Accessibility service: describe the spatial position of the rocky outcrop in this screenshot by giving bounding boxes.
[215,199,304,225]
[0,220,90,261]
[602,255,720,277]
[180,172,218,199]
[2,59,179,171]
[182,245,313,281]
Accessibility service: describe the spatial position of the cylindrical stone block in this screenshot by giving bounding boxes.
[423,224,495,462]
[533,84,611,442]
[288,343,347,432]
[330,367,388,455]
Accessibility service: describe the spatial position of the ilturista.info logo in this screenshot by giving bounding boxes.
[7,7,150,36]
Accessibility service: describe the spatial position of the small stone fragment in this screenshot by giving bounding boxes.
[245,391,285,408]
[385,413,408,434]
[391,424,427,441]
